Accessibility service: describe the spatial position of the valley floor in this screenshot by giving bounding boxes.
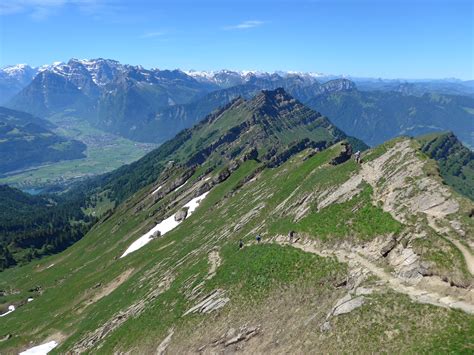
[0,115,156,190]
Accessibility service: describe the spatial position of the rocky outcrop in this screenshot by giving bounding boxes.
[242,147,258,161]
[187,120,252,166]
[183,289,229,316]
[174,207,188,222]
[331,294,365,316]
[318,79,356,94]
[207,325,261,350]
[233,203,266,232]
[151,230,161,239]
[330,142,352,165]
[152,167,196,202]
[212,168,231,184]
[156,329,174,355]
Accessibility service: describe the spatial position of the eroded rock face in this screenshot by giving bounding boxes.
[360,140,459,220]
[380,236,398,257]
[183,289,229,316]
[387,245,430,281]
[332,295,365,316]
[315,138,468,283]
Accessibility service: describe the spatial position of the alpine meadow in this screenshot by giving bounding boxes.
[0,0,473,354]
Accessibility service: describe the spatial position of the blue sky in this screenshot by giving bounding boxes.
[0,0,472,79]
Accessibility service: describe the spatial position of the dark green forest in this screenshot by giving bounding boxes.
[0,185,96,270]
[419,132,474,201]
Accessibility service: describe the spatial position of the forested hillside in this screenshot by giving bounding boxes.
[418,132,474,200]
[0,107,86,174]
[0,185,95,270]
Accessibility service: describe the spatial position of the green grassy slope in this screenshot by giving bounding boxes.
[0,138,472,353]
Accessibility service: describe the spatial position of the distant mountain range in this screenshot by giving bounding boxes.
[0,64,38,103]
[2,58,473,148]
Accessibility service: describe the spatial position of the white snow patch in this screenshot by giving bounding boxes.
[175,180,188,192]
[121,191,210,258]
[0,305,15,317]
[19,341,58,355]
[151,185,162,195]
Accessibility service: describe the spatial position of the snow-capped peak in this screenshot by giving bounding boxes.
[0,64,38,84]
[183,69,328,87]
[2,64,31,73]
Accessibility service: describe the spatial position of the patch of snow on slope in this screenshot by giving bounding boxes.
[121,191,210,258]
[0,305,15,317]
[19,341,58,355]
[151,185,162,195]
[175,180,188,192]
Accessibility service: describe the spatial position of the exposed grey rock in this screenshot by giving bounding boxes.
[233,203,265,232]
[224,326,260,347]
[388,245,425,281]
[195,182,211,196]
[354,287,374,296]
[380,236,398,257]
[320,321,332,332]
[174,207,189,222]
[210,325,260,349]
[332,296,365,316]
[183,289,229,316]
[156,328,174,355]
[229,160,240,172]
[213,168,231,184]
[151,230,161,239]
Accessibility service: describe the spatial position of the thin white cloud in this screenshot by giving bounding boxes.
[224,20,264,30]
[140,31,166,39]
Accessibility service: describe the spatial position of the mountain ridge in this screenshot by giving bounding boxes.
[1,129,472,353]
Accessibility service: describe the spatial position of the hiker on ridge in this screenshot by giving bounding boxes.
[354,150,361,164]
